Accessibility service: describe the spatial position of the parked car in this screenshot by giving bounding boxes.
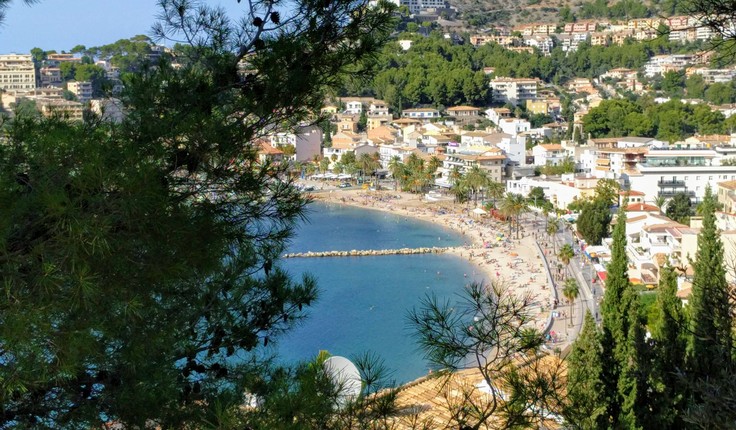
[338,182,351,188]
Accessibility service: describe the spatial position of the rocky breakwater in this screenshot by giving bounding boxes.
[283,247,450,259]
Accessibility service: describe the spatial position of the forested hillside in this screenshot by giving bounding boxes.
[345,32,701,111]
[454,0,684,28]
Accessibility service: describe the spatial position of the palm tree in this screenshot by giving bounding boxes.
[486,180,505,209]
[450,174,469,204]
[654,195,667,214]
[511,193,529,239]
[499,193,529,238]
[465,165,490,205]
[546,219,559,254]
[562,277,580,327]
[388,156,404,191]
[499,193,519,237]
[558,243,575,276]
[358,152,380,186]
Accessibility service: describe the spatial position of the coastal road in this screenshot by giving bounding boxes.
[556,225,600,341]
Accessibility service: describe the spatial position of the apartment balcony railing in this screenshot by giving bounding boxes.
[658,179,686,186]
[659,190,695,198]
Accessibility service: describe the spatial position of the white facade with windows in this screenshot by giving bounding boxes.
[627,149,736,202]
[489,78,538,106]
[0,54,36,91]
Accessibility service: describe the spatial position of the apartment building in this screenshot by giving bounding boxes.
[267,125,322,162]
[688,67,736,84]
[39,67,62,87]
[717,180,736,214]
[67,81,93,103]
[489,77,538,106]
[627,148,736,201]
[557,33,590,52]
[401,107,441,120]
[446,105,480,119]
[45,53,82,68]
[442,152,506,183]
[36,98,84,121]
[0,54,37,91]
[523,35,554,56]
[564,21,598,34]
[644,54,701,77]
[532,143,567,166]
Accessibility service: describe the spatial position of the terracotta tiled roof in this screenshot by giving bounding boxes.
[718,180,736,190]
[625,203,661,212]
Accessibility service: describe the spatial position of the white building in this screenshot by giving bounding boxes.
[627,148,736,202]
[0,54,36,91]
[689,67,736,84]
[398,0,446,14]
[498,118,531,136]
[267,125,322,162]
[67,81,93,103]
[505,174,598,209]
[441,152,506,183]
[644,54,700,77]
[401,107,441,120]
[485,107,512,125]
[344,99,363,114]
[523,35,554,56]
[459,131,527,166]
[489,77,539,106]
[39,67,62,87]
[532,144,567,166]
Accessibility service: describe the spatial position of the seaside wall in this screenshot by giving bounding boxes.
[283,247,450,258]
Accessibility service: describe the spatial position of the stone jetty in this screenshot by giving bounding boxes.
[283,247,451,259]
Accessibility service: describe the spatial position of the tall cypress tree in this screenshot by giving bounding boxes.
[600,208,631,423]
[649,264,686,428]
[687,186,732,377]
[565,311,606,429]
[597,207,652,427]
[617,292,649,430]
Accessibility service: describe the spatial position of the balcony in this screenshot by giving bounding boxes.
[658,179,686,187]
[658,190,695,198]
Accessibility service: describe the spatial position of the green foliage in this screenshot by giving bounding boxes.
[565,311,607,429]
[0,0,396,426]
[665,192,693,225]
[579,0,651,19]
[528,186,547,206]
[84,35,158,72]
[687,186,733,377]
[648,265,687,428]
[704,82,736,105]
[390,152,440,194]
[685,73,706,99]
[408,282,564,428]
[598,208,653,426]
[540,157,576,176]
[584,98,726,141]
[594,178,620,205]
[30,46,47,64]
[576,198,612,245]
[661,70,685,97]
[499,192,530,238]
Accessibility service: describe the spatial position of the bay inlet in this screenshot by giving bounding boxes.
[276,201,484,384]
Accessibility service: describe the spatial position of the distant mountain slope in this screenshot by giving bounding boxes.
[449,0,663,28]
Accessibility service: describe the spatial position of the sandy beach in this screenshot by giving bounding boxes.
[312,187,565,343]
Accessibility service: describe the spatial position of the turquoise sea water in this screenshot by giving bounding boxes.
[276,201,483,384]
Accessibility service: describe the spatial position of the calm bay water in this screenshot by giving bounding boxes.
[276,201,483,384]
